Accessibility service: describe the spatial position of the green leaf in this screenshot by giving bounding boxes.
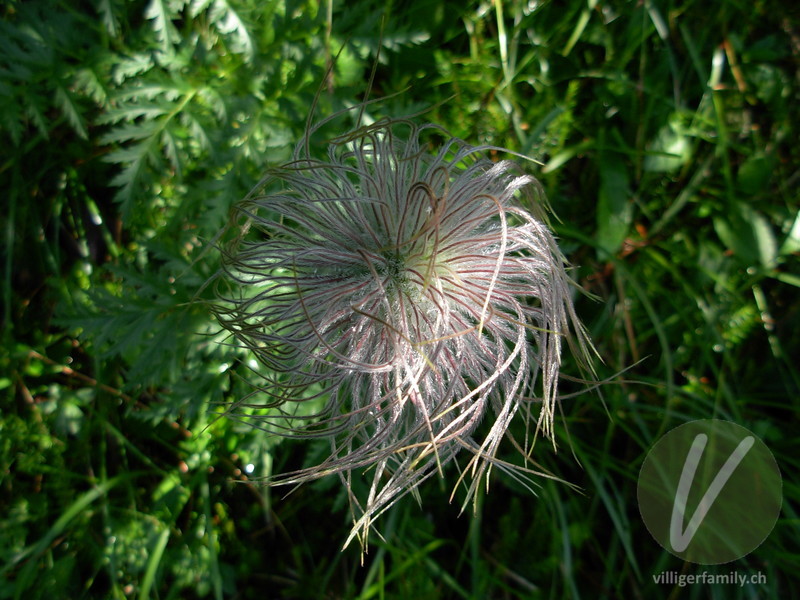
[138,526,171,600]
[55,86,88,139]
[99,120,163,145]
[74,67,109,104]
[773,272,800,288]
[97,0,122,37]
[713,202,778,267]
[161,128,182,174]
[205,0,255,62]
[24,100,49,139]
[145,0,182,53]
[541,140,593,173]
[643,122,691,173]
[736,154,775,196]
[112,53,155,84]
[105,141,158,164]
[596,153,633,257]
[107,145,156,219]
[779,211,800,256]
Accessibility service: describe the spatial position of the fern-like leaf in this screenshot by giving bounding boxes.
[145,0,183,53]
[55,86,89,140]
[97,0,123,37]
[206,0,254,62]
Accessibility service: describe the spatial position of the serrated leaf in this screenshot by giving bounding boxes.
[97,0,122,37]
[24,100,49,139]
[207,0,254,62]
[1,102,23,146]
[113,53,155,84]
[97,104,169,127]
[197,86,227,122]
[189,0,214,18]
[104,138,158,164]
[0,23,47,66]
[186,113,212,153]
[74,67,109,104]
[2,60,35,82]
[55,86,88,139]
[145,0,182,52]
[100,120,162,145]
[106,141,160,219]
[114,82,187,102]
[161,128,182,174]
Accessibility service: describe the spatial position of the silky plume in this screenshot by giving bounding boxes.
[210,110,595,550]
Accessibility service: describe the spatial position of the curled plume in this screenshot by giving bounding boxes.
[211,109,595,550]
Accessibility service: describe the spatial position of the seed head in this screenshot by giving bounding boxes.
[212,111,594,549]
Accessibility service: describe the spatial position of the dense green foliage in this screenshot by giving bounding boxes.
[2,0,798,598]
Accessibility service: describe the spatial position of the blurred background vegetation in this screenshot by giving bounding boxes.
[1,0,798,598]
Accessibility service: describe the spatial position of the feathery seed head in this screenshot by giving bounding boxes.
[212,113,594,549]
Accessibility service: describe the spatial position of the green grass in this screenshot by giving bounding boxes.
[2,0,799,598]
